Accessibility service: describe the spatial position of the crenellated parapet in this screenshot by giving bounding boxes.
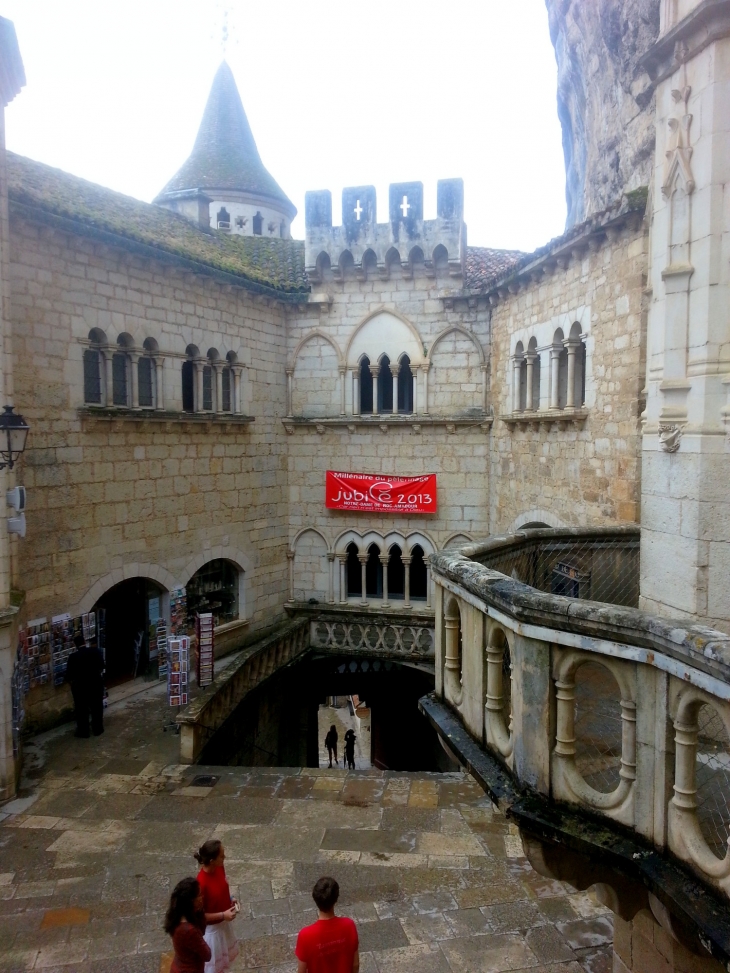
[305,179,466,282]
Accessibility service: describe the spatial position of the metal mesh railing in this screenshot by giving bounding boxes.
[476,532,640,608]
[574,661,623,793]
[696,703,730,859]
[502,642,512,726]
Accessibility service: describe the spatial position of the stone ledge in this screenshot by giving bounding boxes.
[500,408,589,426]
[78,407,255,426]
[282,415,493,433]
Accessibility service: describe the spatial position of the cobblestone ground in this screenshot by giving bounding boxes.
[0,684,613,973]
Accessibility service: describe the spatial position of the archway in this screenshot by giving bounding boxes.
[93,577,165,684]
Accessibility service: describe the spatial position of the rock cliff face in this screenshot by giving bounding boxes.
[545,0,660,227]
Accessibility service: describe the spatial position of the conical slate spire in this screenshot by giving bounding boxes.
[156,62,294,213]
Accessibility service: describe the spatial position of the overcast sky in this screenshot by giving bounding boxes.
[3,0,566,252]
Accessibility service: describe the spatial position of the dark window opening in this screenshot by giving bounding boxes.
[360,357,373,414]
[410,546,427,600]
[253,211,263,235]
[378,356,393,413]
[83,349,102,404]
[217,207,231,229]
[578,341,586,406]
[365,545,383,598]
[397,356,413,413]
[280,220,286,238]
[346,544,361,597]
[182,360,195,412]
[222,367,231,412]
[138,357,154,408]
[558,348,569,409]
[112,353,128,406]
[388,546,405,599]
[203,365,213,411]
[186,558,239,627]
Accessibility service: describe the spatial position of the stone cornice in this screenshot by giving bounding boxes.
[500,408,589,426]
[78,407,255,426]
[282,415,493,434]
[641,0,730,84]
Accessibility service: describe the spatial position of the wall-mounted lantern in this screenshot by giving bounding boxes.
[0,405,29,470]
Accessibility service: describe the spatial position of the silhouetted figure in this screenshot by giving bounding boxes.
[324,725,338,768]
[344,729,356,770]
[66,633,105,737]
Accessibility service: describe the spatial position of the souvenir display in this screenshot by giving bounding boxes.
[170,586,187,636]
[196,612,214,688]
[18,610,105,693]
[11,648,24,758]
[167,636,189,707]
[156,617,169,680]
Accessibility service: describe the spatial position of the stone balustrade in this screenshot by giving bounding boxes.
[426,528,730,969]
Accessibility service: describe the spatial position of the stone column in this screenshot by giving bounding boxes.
[549,347,560,410]
[380,554,390,607]
[565,339,579,408]
[370,365,380,415]
[232,366,243,414]
[327,552,335,604]
[339,367,346,416]
[214,362,223,413]
[424,555,431,608]
[421,364,430,415]
[338,555,347,604]
[194,359,204,412]
[103,347,114,407]
[390,363,399,413]
[481,364,488,413]
[512,357,522,412]
[525,353,537,411]
[412,370,418,415]
[129,352,139,409]
[358,553,368,606]
[351,368,360,416]
[286,368,293,418]
[287,550,294,601]
[154,357,164,410]
[402,556,412,608]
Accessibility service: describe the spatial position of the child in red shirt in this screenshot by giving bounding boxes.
[194,840,239,973]
[296,876,359,973]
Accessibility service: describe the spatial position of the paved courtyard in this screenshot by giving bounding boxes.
[0,684,613,973]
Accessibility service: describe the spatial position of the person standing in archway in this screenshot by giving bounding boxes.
[344,729,356,770]
[66,633,105,737]
[324,725,338,768]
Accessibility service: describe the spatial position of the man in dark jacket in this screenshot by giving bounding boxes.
[66,633,105,737]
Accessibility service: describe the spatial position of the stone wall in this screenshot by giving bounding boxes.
[9,217,292,722]
[488,219,648,532]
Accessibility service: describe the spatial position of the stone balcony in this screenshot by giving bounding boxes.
[426,526,730,972]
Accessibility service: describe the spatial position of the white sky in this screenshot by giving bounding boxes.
[3,0,567,252]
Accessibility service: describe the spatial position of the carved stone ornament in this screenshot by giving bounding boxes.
[662,62,694,200]
[659,423,682,452]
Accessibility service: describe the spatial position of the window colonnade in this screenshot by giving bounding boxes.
[512,322,586,413]
[83,330,245,414]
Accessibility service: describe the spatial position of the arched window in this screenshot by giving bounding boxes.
[388,545,405,600]
[410,545,427,600]
[365,543,383,598]
[221,367,231,411]
[514,341,527,412]
[217,207,230,230]
[397,355,413,413]
[346,543,361,597]
[112,335,133,407]
[527,337,540,411]
[138,357,154,408]
[378,355,393,413]
[204,349,219,412]
[182,345,198,413]
[186,559,239,626]
[360,357,373,414]
[569,323,586,408]
[83,346,103,404]
[252,211,263,235]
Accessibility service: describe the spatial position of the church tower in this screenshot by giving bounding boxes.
[155,61,296,239]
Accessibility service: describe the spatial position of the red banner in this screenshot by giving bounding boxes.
[326,471,437,514]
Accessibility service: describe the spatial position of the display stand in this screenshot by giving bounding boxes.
[163,636,189,733]
[196,613,214,688]
[155,617,169,680]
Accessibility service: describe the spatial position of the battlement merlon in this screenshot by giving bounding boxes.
[304,179,466,281]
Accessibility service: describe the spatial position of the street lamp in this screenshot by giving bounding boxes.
[0,405,29,470]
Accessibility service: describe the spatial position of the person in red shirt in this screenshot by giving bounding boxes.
[295,876,359,973]
[194,839,239,973]
[164,876,211,973]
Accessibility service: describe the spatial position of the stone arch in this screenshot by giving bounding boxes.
[74,562,178,616]
[428,326,485,365]
[291,528,330,602]
[404,530,437,557]
[507,509,567,533]
[291,526,332,555]
[181,546,253,623]
[290,330,344,371]
[443,532,474,550]
[361,248,378,276]
[433,244,449,268]
[290,330,343,417]
[345,307,425,368]
[428,326,486,414]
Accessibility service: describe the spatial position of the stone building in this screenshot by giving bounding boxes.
[0,0,728,808]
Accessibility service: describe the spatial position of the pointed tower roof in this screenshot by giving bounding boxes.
[155,62,295,216]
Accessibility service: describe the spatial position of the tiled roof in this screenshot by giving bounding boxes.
[155,62,295,216]
[7,153,308,298]
[465,247,525,291]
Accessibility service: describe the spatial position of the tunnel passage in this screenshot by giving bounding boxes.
[198,652,447,772]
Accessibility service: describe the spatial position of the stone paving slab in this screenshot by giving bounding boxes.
[0,685,613,972]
